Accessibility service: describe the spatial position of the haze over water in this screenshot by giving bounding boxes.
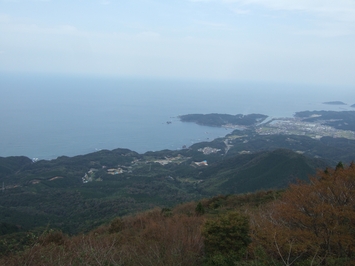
[1,74,354,160]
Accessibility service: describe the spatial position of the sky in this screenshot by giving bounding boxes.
[1,0,355,86]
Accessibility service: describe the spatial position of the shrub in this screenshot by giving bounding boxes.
[202,211,250,263]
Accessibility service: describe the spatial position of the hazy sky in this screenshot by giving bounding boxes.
[1,0,355,85]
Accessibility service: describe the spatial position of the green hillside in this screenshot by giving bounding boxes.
[0,147,329,235]
[198,149,327,194]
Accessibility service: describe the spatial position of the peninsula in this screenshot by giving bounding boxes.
[179,113,267,128]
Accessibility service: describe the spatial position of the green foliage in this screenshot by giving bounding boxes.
[108,218,123,234]
[336,161,344,170]
[202,211,250,263]
[198,149,326,194]
[195,202,205,216]
[203,253,241,266]
[0,222,20,236]
[0,156,32,176]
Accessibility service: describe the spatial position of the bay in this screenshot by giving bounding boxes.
[1,73,354,160]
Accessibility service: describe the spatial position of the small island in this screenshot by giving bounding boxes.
[179,113,268,128]
[323,101,346,105]
[351,104,355,108]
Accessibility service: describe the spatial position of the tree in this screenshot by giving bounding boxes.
[195,202,205,216]
[336,161,344,170]
[202,211,250,264]
[251,163,355,264]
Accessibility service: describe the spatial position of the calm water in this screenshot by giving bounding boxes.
[1,74,354,160]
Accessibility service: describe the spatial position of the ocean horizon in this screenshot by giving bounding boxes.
[1,73,354,160]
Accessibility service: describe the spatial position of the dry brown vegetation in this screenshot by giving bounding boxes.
[250,163,355,265]
[1,208,205,266]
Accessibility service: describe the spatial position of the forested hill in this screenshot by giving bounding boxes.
[196,149,327,194]
[0,156,32,175]
[0,146,326,235]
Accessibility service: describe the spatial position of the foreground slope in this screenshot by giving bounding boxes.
[2,164,355,265]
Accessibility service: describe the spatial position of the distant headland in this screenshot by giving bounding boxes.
[323,101,346,105]
[181,110,355,136]
[179,113,268,128]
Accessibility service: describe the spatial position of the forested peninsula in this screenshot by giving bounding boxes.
[179,113,267,127]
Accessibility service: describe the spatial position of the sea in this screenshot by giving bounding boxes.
[1,73,354,160]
